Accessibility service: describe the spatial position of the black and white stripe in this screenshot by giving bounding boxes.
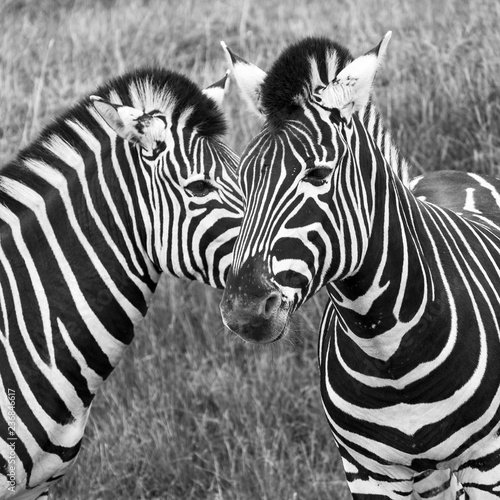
[0,68,243,499]
[221,35,500,498]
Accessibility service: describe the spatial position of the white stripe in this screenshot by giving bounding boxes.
[464,187,481,214]
[468,172,500,209]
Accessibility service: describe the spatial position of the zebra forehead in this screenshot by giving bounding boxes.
[261,37,353,127]
[242,128,325,175]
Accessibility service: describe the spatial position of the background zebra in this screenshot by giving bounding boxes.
[0,68,243,499]
[220,33,500,498]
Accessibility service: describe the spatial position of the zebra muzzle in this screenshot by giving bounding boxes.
[220,289,288,343]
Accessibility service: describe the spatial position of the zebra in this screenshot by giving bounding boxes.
[221,39,473,500]
[219,32,500,498]
[220,38,470,500]
[0,67,243,499]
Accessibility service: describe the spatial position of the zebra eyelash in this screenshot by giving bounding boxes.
[185,179,218,197]
[302,165,333,186]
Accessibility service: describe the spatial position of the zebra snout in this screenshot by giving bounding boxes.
[220,290,287,344]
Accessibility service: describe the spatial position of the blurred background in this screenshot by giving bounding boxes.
[1,0,499,498]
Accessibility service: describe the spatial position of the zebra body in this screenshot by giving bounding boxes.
[0,68,242,498]
[411,170,500,227]
[220,34,500,498]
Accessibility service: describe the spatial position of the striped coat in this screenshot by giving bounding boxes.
[0,68,242,499]
[220,34,500,498]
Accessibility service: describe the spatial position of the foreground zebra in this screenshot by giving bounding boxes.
[220,33,500,498]
[221,39,467,500]
[0,68,242,499]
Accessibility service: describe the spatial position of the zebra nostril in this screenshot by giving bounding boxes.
[263,291,281,318]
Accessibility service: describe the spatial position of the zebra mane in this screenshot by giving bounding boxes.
[91,67,227,138]
[3,68,227,178]
[260,38,411,185]
[260,37,353,127]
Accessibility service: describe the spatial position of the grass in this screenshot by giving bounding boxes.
[58,280,339,500]
[1,0,500,498]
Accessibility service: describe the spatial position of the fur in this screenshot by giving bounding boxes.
[2,68,227,183]
[260,37,353,128]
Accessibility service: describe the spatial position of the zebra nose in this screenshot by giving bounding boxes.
[220,289,281,319]
[220,289,283,340]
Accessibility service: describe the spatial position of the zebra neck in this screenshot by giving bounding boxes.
[0,128,160,382]
[328,167,438,363]
[359,102,410,187]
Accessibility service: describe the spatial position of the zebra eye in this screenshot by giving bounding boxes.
[303,167,332,186]
[185,180,216,197]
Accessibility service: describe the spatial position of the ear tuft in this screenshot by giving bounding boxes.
[90,97,153,147]
[319,32,392,121]
[220,41,267,116]
[202,70,231,109]
[221,41,242,67]
[368,31,392,60]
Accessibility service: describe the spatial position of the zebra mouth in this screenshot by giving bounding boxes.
[231,316,289,344]
[260,306,291,344]
[222,302,291,345]
[269,321,288,343]
[250,318,289,345]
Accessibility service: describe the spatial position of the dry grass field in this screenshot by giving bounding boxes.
[1,0,500,498]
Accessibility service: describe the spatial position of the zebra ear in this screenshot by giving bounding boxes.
[319,32,392,121]
[203,70,231,109]
[90,96,158,148]
[220,41,267,116]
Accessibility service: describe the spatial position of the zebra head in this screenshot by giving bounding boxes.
[220,33,391,342]
[90,70,243,289]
